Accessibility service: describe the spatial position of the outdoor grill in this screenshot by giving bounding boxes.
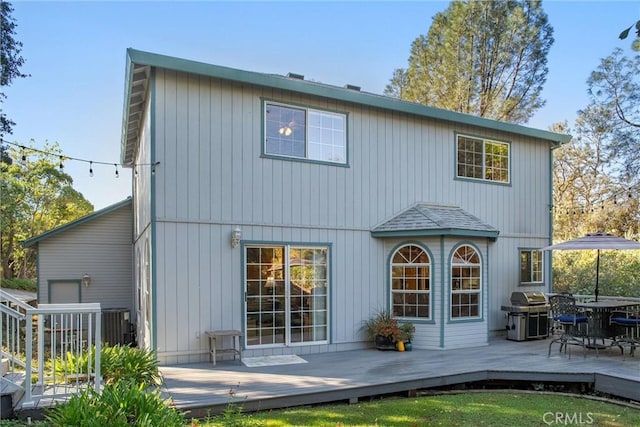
[501,291,550,341]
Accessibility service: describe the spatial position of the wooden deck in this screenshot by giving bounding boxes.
[158,336,640,418]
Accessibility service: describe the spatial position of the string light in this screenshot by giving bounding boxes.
[1,140,160,177]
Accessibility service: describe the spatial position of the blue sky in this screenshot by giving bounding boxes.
[5,1,640,210]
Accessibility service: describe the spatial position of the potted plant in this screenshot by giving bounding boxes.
[398,322,415,351]
[362,310,414,351]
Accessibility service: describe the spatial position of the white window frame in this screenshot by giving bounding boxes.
[264,101,347,165]
[244,244,329,348]
[520,249,544,284]
[450,244,482,320]
[456,134,510,183]
[390,244,431,320]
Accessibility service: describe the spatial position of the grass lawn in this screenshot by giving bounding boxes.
[202,391,640,427]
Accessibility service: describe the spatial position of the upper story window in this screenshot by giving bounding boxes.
[391,244,431,320]
[456,134,510,183]
[265,102,347,165]
[520,249,543,284]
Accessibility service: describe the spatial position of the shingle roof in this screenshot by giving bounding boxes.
[371,204,499,240]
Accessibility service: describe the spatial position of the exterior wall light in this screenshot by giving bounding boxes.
[82,273,91,287]
[231,227,241,248]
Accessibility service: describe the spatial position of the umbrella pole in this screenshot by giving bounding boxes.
[595,249,600,302]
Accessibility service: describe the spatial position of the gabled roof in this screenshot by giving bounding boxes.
[22,198,132,248]
[371,203,499,240]
[120,48,572,166]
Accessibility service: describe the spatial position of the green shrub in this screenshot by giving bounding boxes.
[0,277,36,291]
[45,380,184,426]
[101,344,161,387]
[51,344,160,387]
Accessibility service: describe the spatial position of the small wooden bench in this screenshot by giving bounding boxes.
[205,330,242,366]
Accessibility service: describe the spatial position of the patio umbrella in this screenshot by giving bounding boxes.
[542,232,640,301]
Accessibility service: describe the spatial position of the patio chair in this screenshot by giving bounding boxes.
[548,294,589,358]
[610,308,640,357]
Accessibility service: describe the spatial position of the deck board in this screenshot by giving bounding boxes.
[158,337,640,416]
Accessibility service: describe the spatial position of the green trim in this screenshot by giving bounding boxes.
[547,147,556,293]
[36,252,41,302]
[453,132,512,186]
[371,228,499,240]
[386,241,437,324]
[122,48,572,165]
[260,99,350,167]
[241,241,332,347]
[439,236,445,348]
[22,198,132,248]
[47,279,82,304]
[150,70,158,353]
[517,247,545,286]
[446,241,485,324]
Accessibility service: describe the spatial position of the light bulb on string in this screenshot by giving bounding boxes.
[89,161,94,177]
[20,148,26,167]
[59,156,64,170]
[114,163,119,178]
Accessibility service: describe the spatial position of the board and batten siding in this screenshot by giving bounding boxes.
[37,203,134,313]
[147,69,553,363]
[133,94,154,351]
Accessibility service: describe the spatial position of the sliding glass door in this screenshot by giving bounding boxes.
[245,245,328,347]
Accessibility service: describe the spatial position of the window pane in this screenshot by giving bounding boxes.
[457,135,509,182]
[265,104,306,158]
[307,110,346,163]
[391,245,431,319]
[451,245,481,318]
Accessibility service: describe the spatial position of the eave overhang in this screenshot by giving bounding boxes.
[120,48,572,166]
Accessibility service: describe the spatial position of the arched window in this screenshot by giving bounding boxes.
[450,245,481,319]
[391,244,431,319]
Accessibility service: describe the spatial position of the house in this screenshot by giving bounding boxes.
[121,48,571,365]
[22,198,134,341]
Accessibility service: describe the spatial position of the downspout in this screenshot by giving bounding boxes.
[548,140,565,294]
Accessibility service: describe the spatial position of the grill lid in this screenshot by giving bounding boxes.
[510,291,547,306]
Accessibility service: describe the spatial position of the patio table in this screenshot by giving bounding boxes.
[576,300,639,351]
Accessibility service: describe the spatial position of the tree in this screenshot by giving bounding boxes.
[619,19,640,51]
[1,1,28,165]
[385,0,553,124]
[587,49,640,178]
[551,113,640,298]
[383,68,407,99]
[552,107,639,242]
[0,142,93,278]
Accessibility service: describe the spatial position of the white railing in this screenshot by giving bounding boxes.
[1,289,32,393]
[0,298,103,409]
[21,303,102,408]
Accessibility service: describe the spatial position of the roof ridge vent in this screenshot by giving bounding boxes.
[345,84,361,91]
[287,72,304,80]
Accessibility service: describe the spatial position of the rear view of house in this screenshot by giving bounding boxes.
[120,49,570,364]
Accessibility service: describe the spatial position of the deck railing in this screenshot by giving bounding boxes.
[554,294,640,304]
[1,292,102,409]
[1,289,32,394]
